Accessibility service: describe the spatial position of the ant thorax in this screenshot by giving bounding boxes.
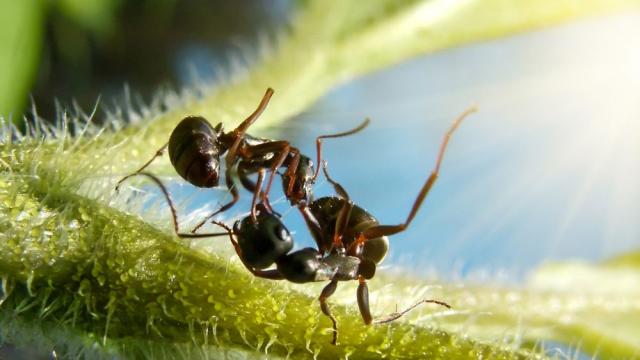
[242,132,273,147]
[322,253,360,281]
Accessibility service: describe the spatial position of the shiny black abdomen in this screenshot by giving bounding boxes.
[168,116,221,188]
[309,197,389,264]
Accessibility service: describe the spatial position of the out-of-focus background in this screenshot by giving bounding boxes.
[2,0,640,279]
[282,11,640,279]
[1,1,639,357]
[0,0,291,122]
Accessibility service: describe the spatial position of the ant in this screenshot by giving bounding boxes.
[115,88,369,229]
[125,107,476,345]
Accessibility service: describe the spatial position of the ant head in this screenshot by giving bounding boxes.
[233,210,293,270]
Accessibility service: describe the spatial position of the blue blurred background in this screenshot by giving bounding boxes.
[177,11,640,281]
[283,12,640,279]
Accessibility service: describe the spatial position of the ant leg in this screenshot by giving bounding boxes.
[319,279,339,345]
[357,276,373,324]
[357,275,450,325]
[360,107,477,240]
[237,162,279,216]
[237,162,258,193]
[321,161,353,249]
[250,169,266,222]
[115,143,168,191]
[122,172,230,238]
[212,220,284,280]
[298,205,326,253]
[333,202,353,250]
[189,165,239,233]
[312,118,370,182]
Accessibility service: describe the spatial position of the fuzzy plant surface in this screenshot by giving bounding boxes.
[2,0,640,359]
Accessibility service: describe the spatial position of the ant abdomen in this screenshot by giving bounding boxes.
[168,116,223,188]
[310,197,390,264]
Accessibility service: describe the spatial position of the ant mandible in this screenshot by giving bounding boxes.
[137,107,476,344]
[115,88,369,229]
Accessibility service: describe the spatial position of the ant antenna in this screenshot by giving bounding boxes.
[114,144,168,192]
[373,299,451,324]
[312,118,370,182]
[118,172,228,238]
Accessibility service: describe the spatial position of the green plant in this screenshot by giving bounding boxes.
[2,0,639,358]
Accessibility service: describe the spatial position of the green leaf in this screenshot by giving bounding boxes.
[2,0,640,358]
[0,0,44,121]
[602,251,640,268]
[56,0,121,36]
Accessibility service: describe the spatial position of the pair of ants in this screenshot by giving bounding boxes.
[115,88,475,345]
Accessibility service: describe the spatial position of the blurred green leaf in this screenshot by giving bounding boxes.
[369,251,640,359]
[56,0,121,36]
[523,253,640,358]
[602,250,640,268]
[0,0,44,121]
